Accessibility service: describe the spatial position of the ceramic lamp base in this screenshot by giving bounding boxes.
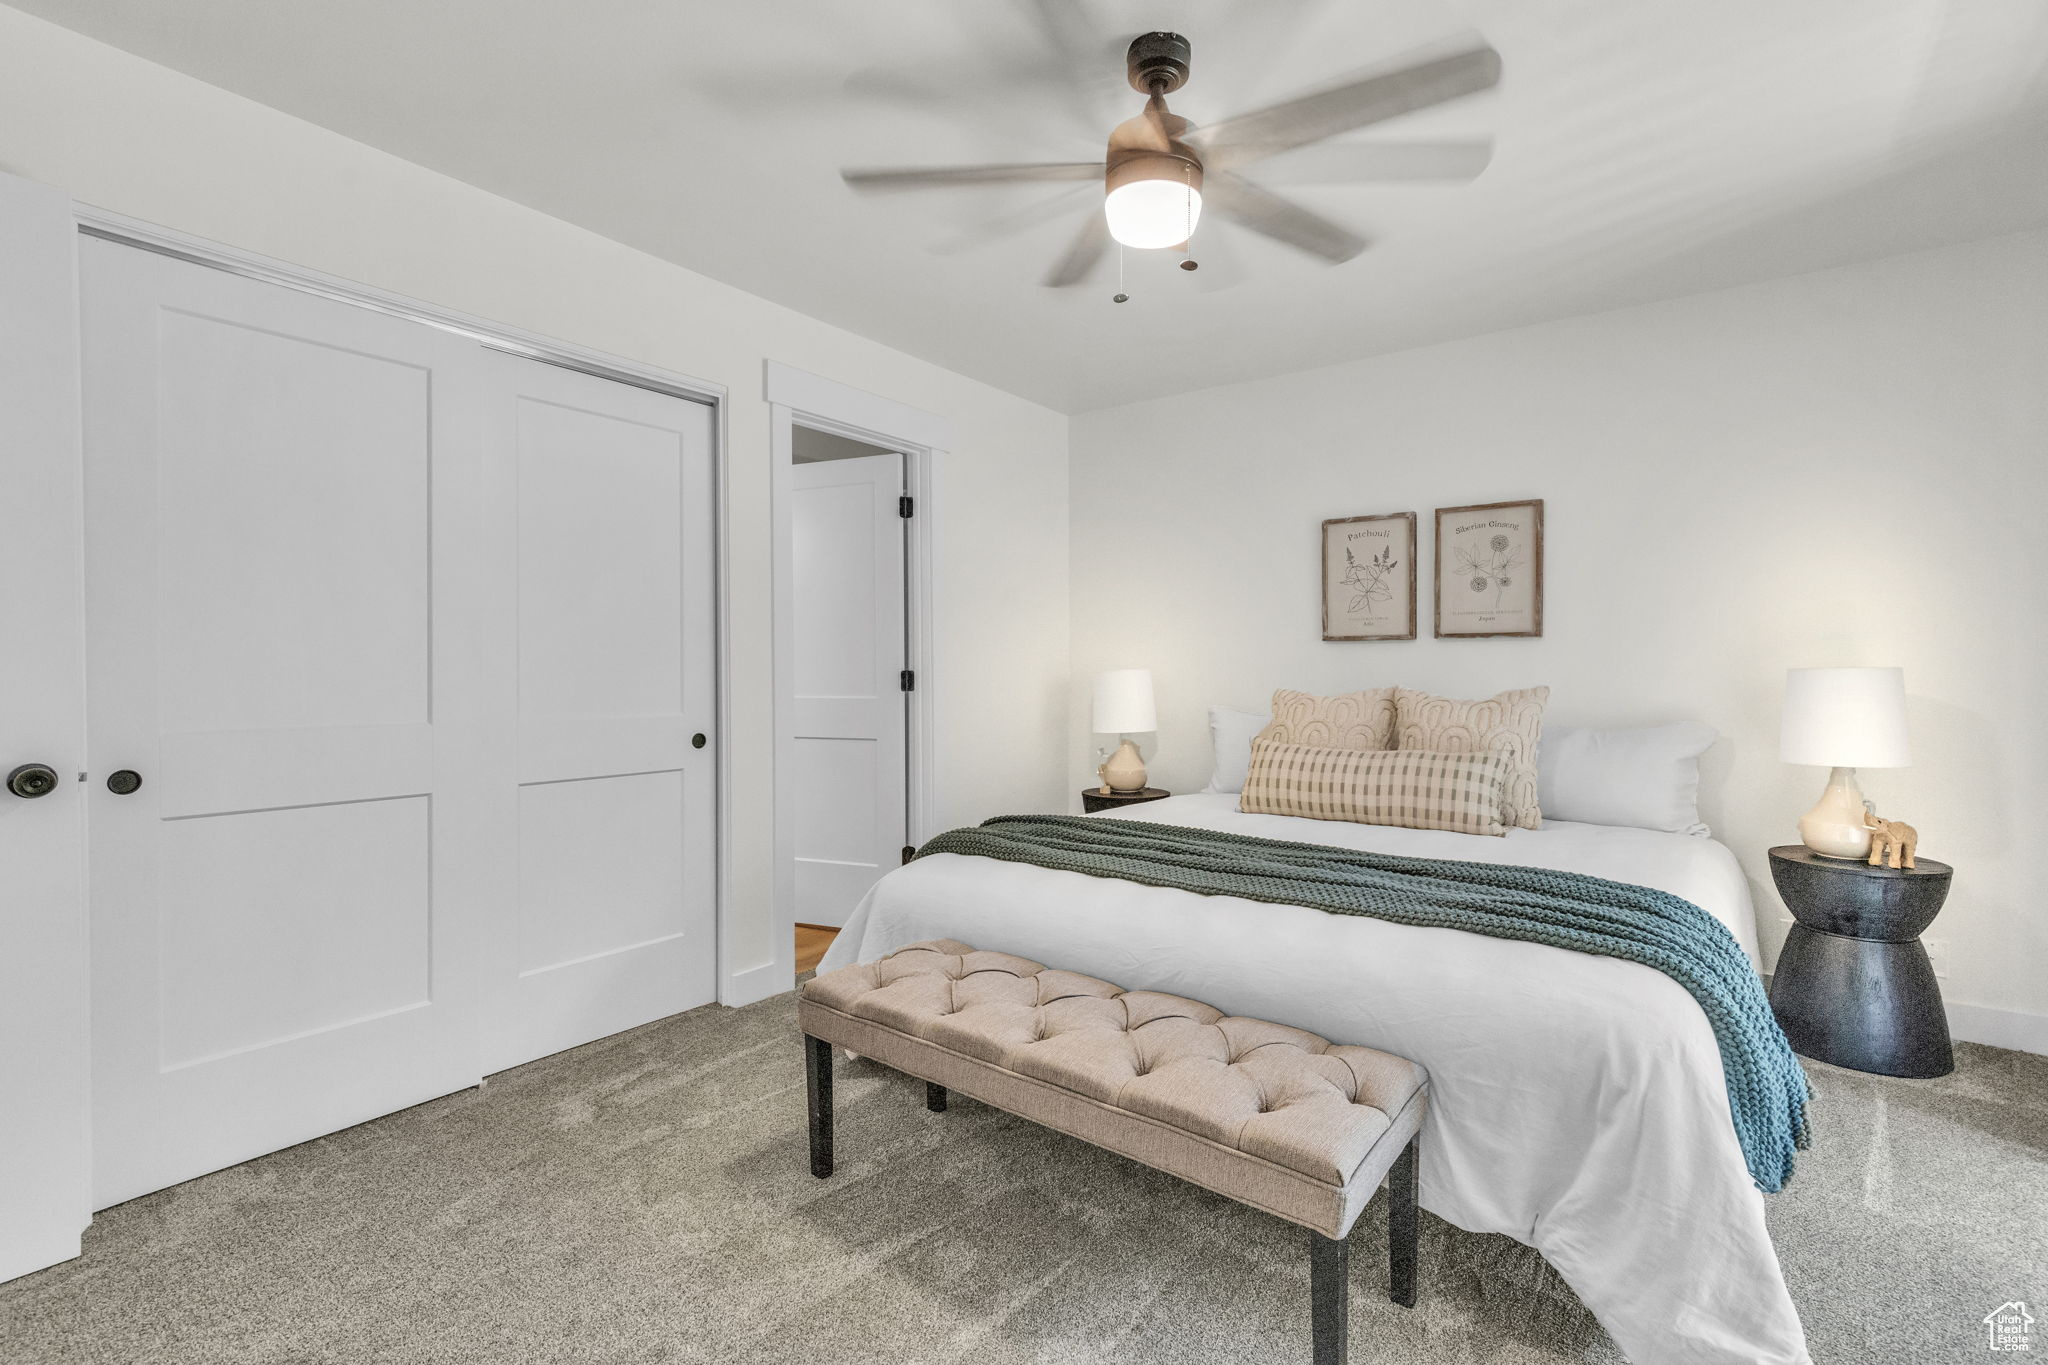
[1799,766,1873,860]
[1103,738,1148,793]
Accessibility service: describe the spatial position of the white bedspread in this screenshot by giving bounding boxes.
[821,796,1809,1365]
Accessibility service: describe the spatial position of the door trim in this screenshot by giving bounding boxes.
[69,208,751,1011]
[0,172,91,1285]
[76,207,726,405]
[764,362,946,1003]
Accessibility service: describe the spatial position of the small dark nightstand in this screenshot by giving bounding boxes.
[1767,844,1954,1078]
[1082,787,1171,815]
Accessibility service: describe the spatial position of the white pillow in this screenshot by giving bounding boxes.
[1537,722,1717,836]
[1202,706,1271,794]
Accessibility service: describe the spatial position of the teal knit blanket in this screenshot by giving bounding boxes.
[914,815,1811,1192]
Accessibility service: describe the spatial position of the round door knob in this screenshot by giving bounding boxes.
[7,763,60,800]
[107,769,144,796]
[691,733,708,749]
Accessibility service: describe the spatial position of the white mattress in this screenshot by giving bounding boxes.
[821,797,1807,1365]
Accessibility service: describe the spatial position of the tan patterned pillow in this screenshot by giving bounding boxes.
[1241,741,1510,836]
[1257,687,1396,751]
[1393,686,1549,830]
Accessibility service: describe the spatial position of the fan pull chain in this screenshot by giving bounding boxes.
[1113,245,1128,303]
[1180,160,1199,273]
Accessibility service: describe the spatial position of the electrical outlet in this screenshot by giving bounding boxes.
[1923,936,1949,979]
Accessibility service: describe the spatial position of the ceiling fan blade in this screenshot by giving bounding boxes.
[1248,139,1494,185]
[1044,212,1109,288]
[842,163,1104,192]
[930,185,1097,255]
[1194,45,1502,167]
[1204,175,1369,263]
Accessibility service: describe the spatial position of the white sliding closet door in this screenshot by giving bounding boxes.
[483,352,717,1074]
[81,240,493,1208]
[791,451,907,927]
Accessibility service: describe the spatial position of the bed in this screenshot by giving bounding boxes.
[819,794,1810,1365]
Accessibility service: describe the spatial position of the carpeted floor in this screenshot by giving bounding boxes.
[1,987,2042,1364]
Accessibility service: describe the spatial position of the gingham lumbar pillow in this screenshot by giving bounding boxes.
[1393,685,1550,830]
[1240,741,1512,837]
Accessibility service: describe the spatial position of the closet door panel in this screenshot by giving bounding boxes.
[517,770,689,974]
[516,397,687,719]
[486,352,717,1073]
[82,240,490,1208]
[155,796,433,1069]
[153,307,431,733]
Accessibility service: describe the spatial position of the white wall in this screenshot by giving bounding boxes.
[0,6,1070,993]
[1070,229,2048,1046]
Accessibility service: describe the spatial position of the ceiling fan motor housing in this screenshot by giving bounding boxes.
[1126,31,1191,94]
[1105,107,1201,198]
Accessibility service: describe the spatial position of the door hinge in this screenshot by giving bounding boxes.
[898,494,914,518]
[901,845,915,864]
[899,669,915,692]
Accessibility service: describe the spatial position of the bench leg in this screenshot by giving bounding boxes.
[925,1081,948,1113]
[804,1033,833,1179]
[1310,1230,1348,1365]
[1389,1134,1418,1309]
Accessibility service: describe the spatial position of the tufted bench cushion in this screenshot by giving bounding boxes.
[799,939,1428,1241]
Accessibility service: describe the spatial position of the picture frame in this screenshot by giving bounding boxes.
[1321,512,1416,641]
[1434,499,1544,638]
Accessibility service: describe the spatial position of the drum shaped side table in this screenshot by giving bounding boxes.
[1766,844,1954,1079]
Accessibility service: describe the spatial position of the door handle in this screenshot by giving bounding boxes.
[107,770,144,795]
[692,733,707,749]
[6,763,60,799]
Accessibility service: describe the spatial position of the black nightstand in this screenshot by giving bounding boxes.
[1767,844,1954,1078]
[1082,787,1170,814]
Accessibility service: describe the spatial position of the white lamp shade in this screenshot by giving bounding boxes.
[1780,666,1910,768]
[1092,668,1157,734]
[1104,180,1203,249]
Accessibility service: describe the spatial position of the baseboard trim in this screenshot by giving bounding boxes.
[721,958,790,1009]
[0,1226,82,1287]
[1946,1000,2048,1057]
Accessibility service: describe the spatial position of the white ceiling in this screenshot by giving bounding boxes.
[19,0,2048,411]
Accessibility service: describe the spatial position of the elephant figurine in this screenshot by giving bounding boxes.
[1862,809,1919,870]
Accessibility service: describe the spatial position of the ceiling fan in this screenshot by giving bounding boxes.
[840,25,1501,291]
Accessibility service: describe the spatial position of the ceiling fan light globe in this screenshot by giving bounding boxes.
[1104,180,1203,250]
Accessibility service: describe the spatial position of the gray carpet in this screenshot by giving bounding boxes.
[2,988,2042,1364]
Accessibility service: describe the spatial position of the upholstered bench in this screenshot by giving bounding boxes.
[798,940,1429,1364]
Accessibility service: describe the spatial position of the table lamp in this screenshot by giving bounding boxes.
[1092,668,1157,793]
[1779,666,1910,859]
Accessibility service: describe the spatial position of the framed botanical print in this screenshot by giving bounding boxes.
[1434,499,1544,638]
[1321,512,1416,641]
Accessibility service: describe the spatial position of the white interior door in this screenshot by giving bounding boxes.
[484,352,717,1073]
[792,450,907,928]
[0,174,91,1280]
[81,240,493,1208]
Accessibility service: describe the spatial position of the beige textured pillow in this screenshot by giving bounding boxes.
[1241,741,1511,836]
[1257,687,1396,751]
[1393,686,1550,830]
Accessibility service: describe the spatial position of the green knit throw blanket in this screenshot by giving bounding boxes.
[914,815,1811,1192]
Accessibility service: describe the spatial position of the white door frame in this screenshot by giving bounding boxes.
[765,362,946,995]
[0,173,91,1285]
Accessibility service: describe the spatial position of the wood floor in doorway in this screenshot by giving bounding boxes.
[794,924,838,976]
